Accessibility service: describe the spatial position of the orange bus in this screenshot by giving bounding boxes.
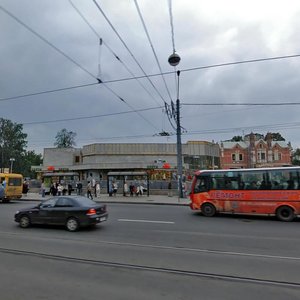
[189,167,300,222]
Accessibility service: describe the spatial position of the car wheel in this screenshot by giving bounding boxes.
[66,217,79,232]
[19,215,31,228]
[276,206,295,222]
[201,203,216,217]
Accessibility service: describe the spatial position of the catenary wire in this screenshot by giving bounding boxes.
[21,106,162,125]
[133,0,173,102]
[68,0,158,105]
[25,119,300,147]
[2,54,300,102]
[182,102,300,106]
[0,4,161,131]
[92,0,167,106]
[2,53,300,102]
[0,4,125,103]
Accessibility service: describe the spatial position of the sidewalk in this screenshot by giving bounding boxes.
[20,192,190,206]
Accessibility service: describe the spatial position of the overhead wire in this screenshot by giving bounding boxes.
[92,0,168,106]
[68,0,160,131]
[68,0,158,105]
[26,119,300,147]
[133,0,173,102]
[182,102,300,106]
[22,106,162,125]
[1,3,161,131]
[2,53,300,102]
[0,4,125,103]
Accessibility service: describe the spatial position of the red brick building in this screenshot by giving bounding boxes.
[220,133,292,169]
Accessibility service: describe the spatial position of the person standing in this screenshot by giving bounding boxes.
[41,181,46,198]
[129,182,135,197]
[87,181,93,199]
[96,181,101,198]
[168,181,172,197]
[112,181,118,196]
[123,181,128,196]
[76,181,82,195]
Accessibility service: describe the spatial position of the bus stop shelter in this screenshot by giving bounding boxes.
[107,171,149,196]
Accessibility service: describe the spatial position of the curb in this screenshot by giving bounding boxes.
[19,197,189,206]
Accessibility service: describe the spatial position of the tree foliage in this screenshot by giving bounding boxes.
[54,128,76,148]
[230,136,243,142]
[292,148,300,166]
[0,118,28,173]
[20,151,43,178]
[267,132,285,141]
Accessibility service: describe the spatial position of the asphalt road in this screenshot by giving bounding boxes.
[1,200,300,299]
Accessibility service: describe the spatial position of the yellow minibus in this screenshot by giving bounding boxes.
[0,173,23,203]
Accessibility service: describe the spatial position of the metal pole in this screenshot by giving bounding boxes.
[176,71,183,199]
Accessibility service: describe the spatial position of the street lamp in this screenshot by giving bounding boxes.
[168,52,183,198]
[9,158,15,173]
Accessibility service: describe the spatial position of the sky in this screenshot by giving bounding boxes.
[1,0,300,155]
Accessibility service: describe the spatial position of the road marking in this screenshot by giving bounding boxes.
[118,219,175,224]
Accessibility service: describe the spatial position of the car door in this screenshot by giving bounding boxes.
[51,197,75,225]
[32,198,58,224]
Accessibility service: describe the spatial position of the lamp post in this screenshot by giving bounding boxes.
[9,158,15,173]
[168,52,183,198]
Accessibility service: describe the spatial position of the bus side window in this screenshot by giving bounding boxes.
[194,177,209,193]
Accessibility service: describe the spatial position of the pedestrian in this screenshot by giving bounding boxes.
[129,182,135,197]
[96,181,101,197]
[41,181,46,198]
[57,183,63,196]
[0,183,5,200]
[76,181,82,195]
[22,180,29,196]
[68,183,72,195]
[112,181,118,196]
[87,181,93,199]
[168,181,172,197]
[123,181,128,196]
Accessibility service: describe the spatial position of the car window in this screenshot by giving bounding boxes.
[55,198,74,207]
[40,198,57,208]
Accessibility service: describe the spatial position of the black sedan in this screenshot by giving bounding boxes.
[15,196,108,232]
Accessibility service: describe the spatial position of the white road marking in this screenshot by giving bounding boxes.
[118,219,175,224]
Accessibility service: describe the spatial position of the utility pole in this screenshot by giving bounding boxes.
[168,53,183,198]
[175,71,183,198]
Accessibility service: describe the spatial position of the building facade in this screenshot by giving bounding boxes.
[41,141,220,182]
[220,133,292,169]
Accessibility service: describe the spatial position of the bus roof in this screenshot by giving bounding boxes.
[194,166,300,176]
[0,173,23,177]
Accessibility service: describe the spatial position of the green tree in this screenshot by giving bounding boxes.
[292,148,300,166]
[267,132,285,141]
[54,128,76,148]
[0,118,27,173]
[230,136,243,142]
[19,151,43,178]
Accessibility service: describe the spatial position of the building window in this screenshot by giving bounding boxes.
[239,154,243,161]
[274,152,282,161]
[75,156,80,163]
[257,152,266,162]
[232,154,236,161]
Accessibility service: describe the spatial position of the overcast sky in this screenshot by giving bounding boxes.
[1,0,300,155]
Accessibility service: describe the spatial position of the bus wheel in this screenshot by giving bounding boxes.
[201,203,216,217]
[276,206,295,222]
